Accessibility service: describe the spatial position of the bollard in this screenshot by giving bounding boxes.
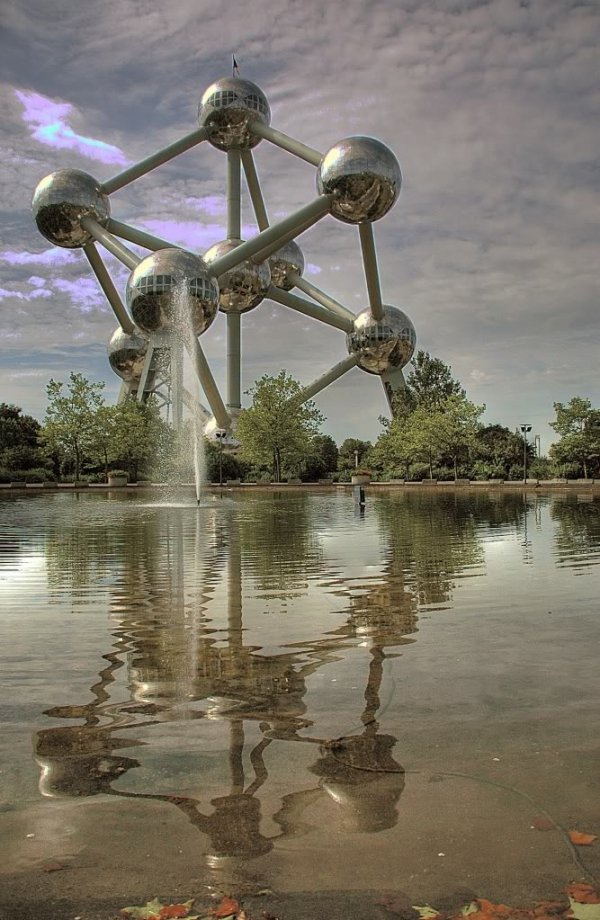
[353,484,366,508]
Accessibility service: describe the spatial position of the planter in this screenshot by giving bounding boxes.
[351,474,371,485]
[108,474,128,487]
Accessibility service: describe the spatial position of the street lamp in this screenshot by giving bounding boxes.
[215,430,226,487]
[520,424,532,482]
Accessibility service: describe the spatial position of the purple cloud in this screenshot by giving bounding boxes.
[15,90,128,166]
[139,220,260,253]
[184,195,226,217]
[0,248,77,266]
[0,287,25,301]
[53,277,106,313]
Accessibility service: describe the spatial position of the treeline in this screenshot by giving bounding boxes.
[2,355,599,484]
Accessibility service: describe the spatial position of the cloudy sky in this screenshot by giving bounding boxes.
[1,0,598,451]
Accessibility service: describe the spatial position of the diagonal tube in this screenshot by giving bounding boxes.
[80,216,140,270]
[83,243,134,333]
[288,273,356,324]
[227,312,241,410]
[240,150,269,231]
[249,122,323,167]
[294,354,359,405]
[267,286,353,333]
[207,197,331,278]
[101,127,209,194]
[358,223,384,321]
[249,211,320,265]
[185,336,231,430]
[107,218,177,252]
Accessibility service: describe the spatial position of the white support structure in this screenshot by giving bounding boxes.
[80,217,141,270]
[101,127,209,195]
[33,73,413,443]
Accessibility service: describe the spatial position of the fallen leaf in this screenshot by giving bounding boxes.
[531,901,568,918]
[456,899,530,920]
[213,897,240,919]
[566,886,600,906]
[568,831,597,846]
[42,860,68,872]
[566,900,600,920]
[121,899,199,920]
[531,817,555,832]
[413,906,442,920]
[160,902,197,919]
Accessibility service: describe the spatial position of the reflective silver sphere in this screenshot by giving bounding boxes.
[32,169,110,248]
[126,249,219,336]
[107,326,148,381]
[317,137,401,224]
[347,306,416,375]
[269,240,304,291]
[199,77,270,151]
[204,238,270,313]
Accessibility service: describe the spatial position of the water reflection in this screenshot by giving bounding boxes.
[551,496,600,570]
[27,489,580,882]
[31,494,420,871]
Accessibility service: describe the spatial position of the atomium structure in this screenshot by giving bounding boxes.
[32,74,416,441]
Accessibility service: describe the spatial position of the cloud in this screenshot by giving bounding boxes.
[0,248,77,266]
[15,89,128,165]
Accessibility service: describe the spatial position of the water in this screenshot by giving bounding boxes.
[0,489,599,917]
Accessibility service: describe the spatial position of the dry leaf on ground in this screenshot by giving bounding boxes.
[120,898,199,920]
[568,831,598,846]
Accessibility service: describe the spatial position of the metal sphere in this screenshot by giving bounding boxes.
[32,169,110,248]
[199,77,270,151]
[269,240,304,291]
[107,326,148,381]
[126,249,219,336]
[317,137,401,224]
[347,305,416,375]
[203,239,270,313]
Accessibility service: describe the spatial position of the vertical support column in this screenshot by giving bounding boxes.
[170,339,184,431]
[226,149,242,413]
[227,149,242,240]
[227,312,242,410]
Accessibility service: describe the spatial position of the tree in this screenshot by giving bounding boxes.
[472,424,532,480]
[549,397,600,479]
[41,373,106,481]
[88,405,119,481]
[405,351,465,411]
[0,404,44,471]
[301,435,339,482]
[338,438,372,471]
[110,398,170,481]
[434,394,485,479]
[236,371,324,481]
[372,394,483,480]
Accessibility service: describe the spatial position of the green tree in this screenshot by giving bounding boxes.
[236,371,324,482]
[372,394,483,480]
[42,373,106,481]
[405,351,465,411]
[110,398,169,482]
[338,438,372,471]
[0,404,44,471]
[549,397,600,479]
[301,434,339,481]
[88,405,119,482]
[472,424,531,480]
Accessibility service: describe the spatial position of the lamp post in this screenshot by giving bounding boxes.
[215,430,225,487]
[520,424,532,482]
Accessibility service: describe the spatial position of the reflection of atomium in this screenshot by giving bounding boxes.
[32,68,415,438]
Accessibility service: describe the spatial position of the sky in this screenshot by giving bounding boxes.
[1,0,598,452]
